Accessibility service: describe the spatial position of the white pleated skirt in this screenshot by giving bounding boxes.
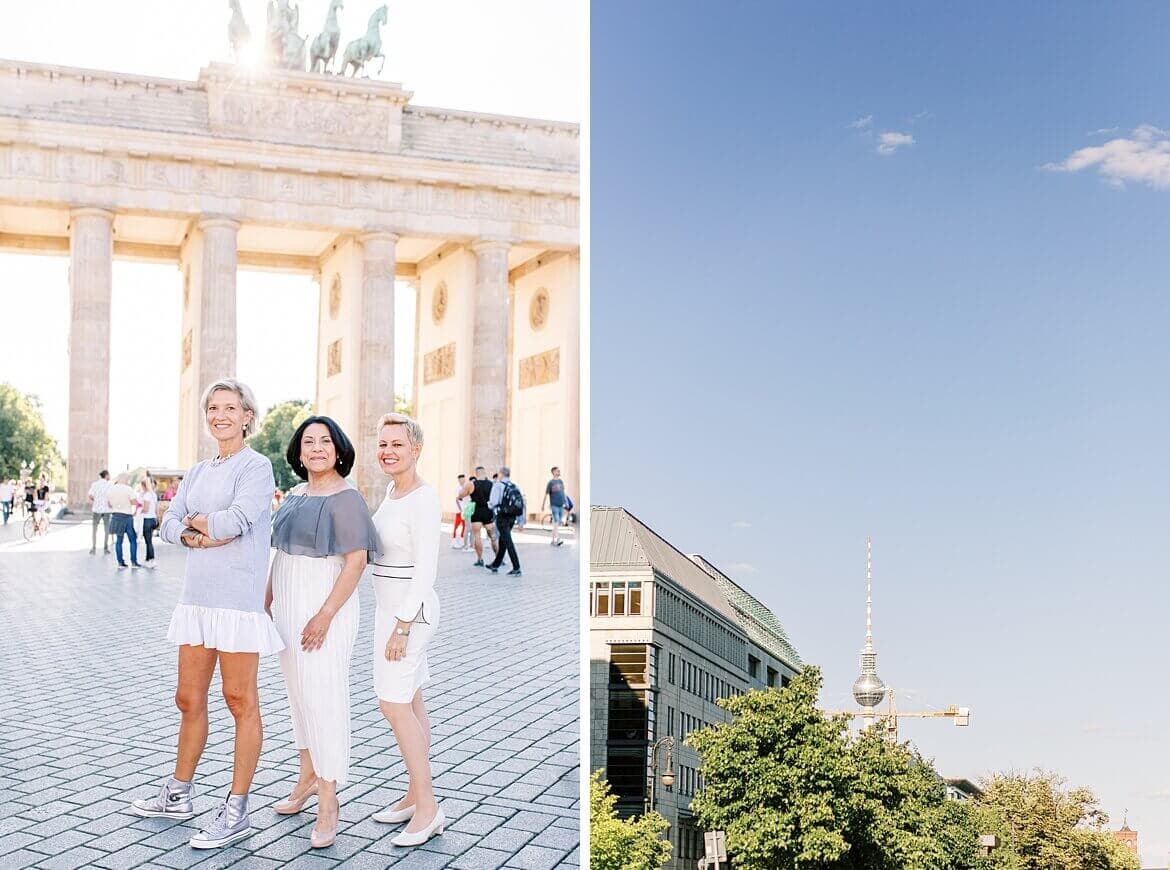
[373,577,440,703]
[271,551,359,784]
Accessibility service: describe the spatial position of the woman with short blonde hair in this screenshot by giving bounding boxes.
[367,412,446,846]
[128,379,281,852]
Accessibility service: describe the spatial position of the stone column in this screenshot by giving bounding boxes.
[564,250,581,513]
[470,239,511,471]
[67,208,114,510]
[355,230,398,505]
[195,217,239,460]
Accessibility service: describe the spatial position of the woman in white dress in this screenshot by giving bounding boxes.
[368,412,445,846]
[128,378,282,851]
[266,416,380,848]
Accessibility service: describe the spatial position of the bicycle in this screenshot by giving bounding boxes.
[22,510,49,542]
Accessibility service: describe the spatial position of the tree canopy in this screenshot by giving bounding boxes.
[687,667,1137,870]
[0,383,61,481]
[590,770,672,870]
[249,399,312,491]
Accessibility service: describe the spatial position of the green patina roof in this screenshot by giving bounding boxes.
[592,506,803,672]
[692,556,803,672]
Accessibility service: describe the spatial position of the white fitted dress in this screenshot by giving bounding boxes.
[270,485,380,784]
[369,482,441,703]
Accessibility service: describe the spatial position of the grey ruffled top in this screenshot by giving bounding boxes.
[271,486,381,559]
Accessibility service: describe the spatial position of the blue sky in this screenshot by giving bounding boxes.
[592,2,1170,863]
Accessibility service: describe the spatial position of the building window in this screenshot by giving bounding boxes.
[591,580,644,616]
[594,582,610,616]
[748,655,760,679]
[610,644,649,687]
[668,653,675,685]
[767,666,779,688]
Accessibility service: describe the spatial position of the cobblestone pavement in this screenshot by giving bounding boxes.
[0,521,580,869]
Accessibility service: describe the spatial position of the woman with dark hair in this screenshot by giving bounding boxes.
[266,415,380,848]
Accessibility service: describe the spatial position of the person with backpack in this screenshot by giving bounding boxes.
[485,466,523,576]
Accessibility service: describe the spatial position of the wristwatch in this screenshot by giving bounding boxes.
[395,627,411,636]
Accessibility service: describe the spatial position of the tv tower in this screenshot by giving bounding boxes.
[851,537,887,708]
[833,537,970,741]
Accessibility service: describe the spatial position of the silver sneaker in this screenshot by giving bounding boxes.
[189,794,253,849]
[129,779,196,820]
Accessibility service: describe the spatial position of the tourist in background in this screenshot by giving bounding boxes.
[485,466,522,576]
[267,416,379,849]
[87,469,112,554]
[139,477,158,566]
[462,466,497,567]
[128,378,281,851]
[542,465,567,547]
[107,472,140,568]
[0,477,13,525]
[368,412,445,847]
[451,473,468,548]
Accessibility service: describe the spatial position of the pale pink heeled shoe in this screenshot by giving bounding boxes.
[273,781,318,815]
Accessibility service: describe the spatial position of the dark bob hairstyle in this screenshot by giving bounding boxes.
[285,415,356,480]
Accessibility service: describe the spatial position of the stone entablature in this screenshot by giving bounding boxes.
[0,142,577,245]
[0,60,578,172]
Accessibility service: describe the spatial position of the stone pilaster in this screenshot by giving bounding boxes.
[355,230,398,505]
[195,217,239,460]
[67,207,114,510]
[564,250,581,513]
[470,239,511,471]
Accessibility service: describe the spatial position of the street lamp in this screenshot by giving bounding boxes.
[647,735,675,815]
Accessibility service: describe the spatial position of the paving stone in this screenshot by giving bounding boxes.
[502,844,567,870]
[448,847,514,870]
[0,850,45,870]
[91,843,165,868]
[0,525,579,870]
[32,844,107,869]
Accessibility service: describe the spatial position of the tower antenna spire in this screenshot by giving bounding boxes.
[852,536,887,709]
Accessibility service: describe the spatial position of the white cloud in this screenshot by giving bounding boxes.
[849,114,873,130]
[908,110,931,125]
[727,562,758,574]
[1043,125,1170,189]
[877,131,914,156]
[1087,126,1120,137]
[731,520,752,529]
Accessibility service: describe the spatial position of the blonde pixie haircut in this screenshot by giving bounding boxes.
[377,412,424,447]
[200,378,260,437]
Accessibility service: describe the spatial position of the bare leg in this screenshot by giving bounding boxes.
[219,651,262,794]
[391,690,431,811]
[380,698,438,831]
[316,778,339,836]
[472,523,484,561]
[174,645,218,781]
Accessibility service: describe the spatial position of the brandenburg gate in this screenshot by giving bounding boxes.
[0,58,579,508]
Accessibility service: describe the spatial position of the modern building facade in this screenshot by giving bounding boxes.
[590,506,802,868]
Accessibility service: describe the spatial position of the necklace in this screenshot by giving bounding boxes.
[211,448,241,467]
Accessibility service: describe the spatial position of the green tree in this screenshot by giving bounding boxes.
[590,771,671,870]
[974,772,1139,870]
[687,666,979,870]
[395,392,413,416]
[0,383,61,480]
[688,667,855,868]
[249,399,312,491]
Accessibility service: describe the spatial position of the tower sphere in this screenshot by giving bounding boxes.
[852,671,887,708]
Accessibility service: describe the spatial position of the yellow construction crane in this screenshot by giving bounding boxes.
[830,690,970,742]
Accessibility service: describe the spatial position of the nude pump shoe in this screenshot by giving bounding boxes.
[273,782,318,815]
[391,806,445,847]
[372,803,416,824]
